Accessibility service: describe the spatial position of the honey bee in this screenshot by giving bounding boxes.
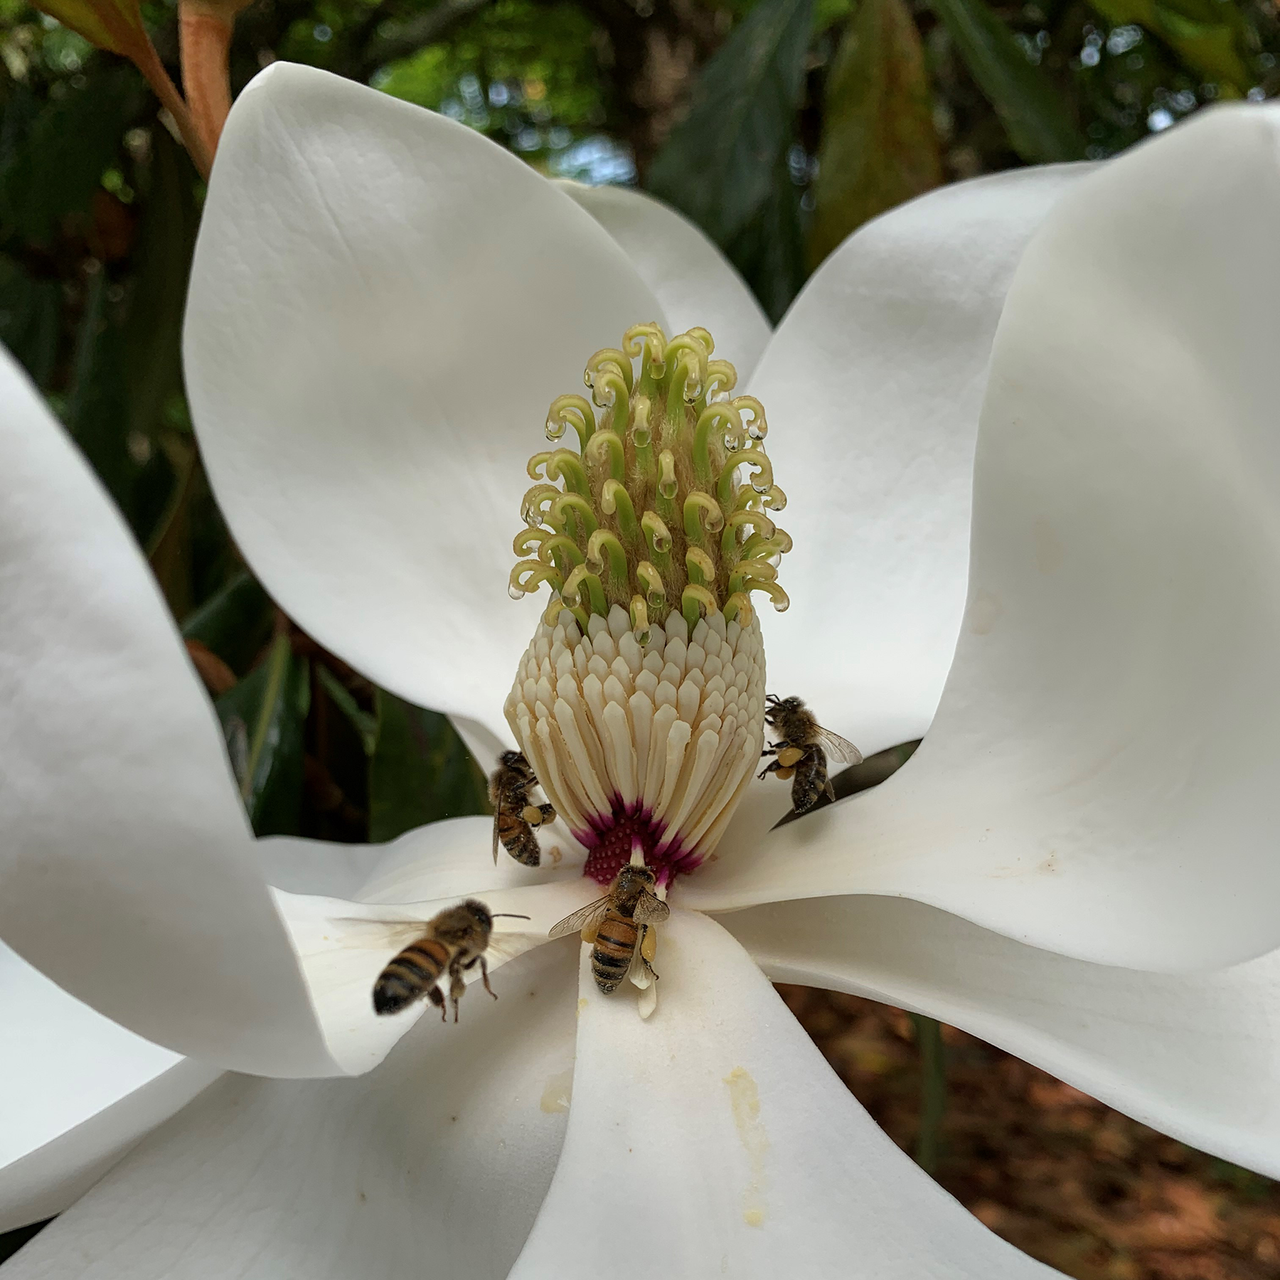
[548,864,671,993]
[758,694,864,815]
[491,750,556,867]
[347,900,532,1022]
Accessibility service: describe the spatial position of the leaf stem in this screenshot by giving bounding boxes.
[178,2,234,167]
[910,1013,947,1175]
[129,33,213,178]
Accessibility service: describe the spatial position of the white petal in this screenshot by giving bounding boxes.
[0,943,219,1232]
[349,814,585,905]
[2,943,579,1280]
[556,180,771,378]
[689,108,1280,972]
[751,165,1087,754]
[185,64,665,739]
[510,911,1059,1279]
[449,712,513,770]
[728,895,1280,1180]
[257,837,387,897]
[0,345,333,1076]
[277,876,596,1075]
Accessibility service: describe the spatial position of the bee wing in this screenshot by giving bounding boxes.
[326,917,431,953]
[813,726,864,767]
[484,930,538,964]
[492,809,501,865]
[548,896,611,940]
[633,890,671,926]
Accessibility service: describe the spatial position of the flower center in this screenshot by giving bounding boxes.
[505,324,790,886]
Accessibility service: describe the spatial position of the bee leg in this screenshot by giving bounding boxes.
[448,960,468,1022]
[478,954,498,1000]
[757,757,784,782]
[428,986,447,1023]
[638,926,660,982]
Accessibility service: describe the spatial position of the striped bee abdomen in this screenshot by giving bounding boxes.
[591,913,639,994]
[373,936,450,1015]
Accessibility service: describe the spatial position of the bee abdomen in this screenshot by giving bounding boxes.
[501,825,542,867]
[591,914,638,994]
[374,937,450,1015]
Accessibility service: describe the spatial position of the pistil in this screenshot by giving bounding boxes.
[505,325,790,886]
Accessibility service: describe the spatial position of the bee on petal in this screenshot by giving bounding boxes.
[549,864,670,994]
[758,694,863,815]
[334,900,531,1022]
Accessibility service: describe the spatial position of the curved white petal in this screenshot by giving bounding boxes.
[0,344,333,1076]
[750,164,1087,755]
[1,943,579,1280]
[556,180,771,378]
[257,837,387,897]
[0,943,219,1233]
[727,895,1280,1180]
[510,911,1060,1279]
[185,64,665,740]
[277,877,595,1075]
[688,107,1280,972]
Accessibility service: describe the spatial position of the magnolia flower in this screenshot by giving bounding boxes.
[4,61,1280,1278]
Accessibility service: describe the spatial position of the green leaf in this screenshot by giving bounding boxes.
[182,569,274,676]
[1087,0,1253,94]
[317,665,378,757]
[927,0,1087,162]
[123,126,198,442]
[0,254,60,388]
[647,0,815,246]
[215,634,311,836]
[810,0,942,268]
[723,156,807,324]
[31,0,145,56]
[368,690,490,844]
[0,63,140,242]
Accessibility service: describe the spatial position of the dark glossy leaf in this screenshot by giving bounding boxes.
[123,126,197,441]
[647,0,814,246]
[180,568,272,675]
[317,665,378,756]
[181,569,274,676]
[0,64,140,243]
[368,690,490,844]
[723,156,807,324]
[810,0,942,268]
[0,253,60,387]
[928,0,1087,162]
[1087,0,1253,94]
[215,634,311,836]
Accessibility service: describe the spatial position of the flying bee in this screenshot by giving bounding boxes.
[491,750,556,867]
[335,900,531,1022]
[548,864,671,994]
[758,694,864,816]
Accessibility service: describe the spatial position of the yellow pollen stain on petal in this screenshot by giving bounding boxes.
[577,997,589,1017]
[540,1067,574,1114]
[723,1066,769,1227]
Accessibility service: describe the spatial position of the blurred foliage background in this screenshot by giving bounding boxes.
[1,0,1279,1270]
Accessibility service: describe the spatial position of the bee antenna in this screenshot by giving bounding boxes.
[491,913,532,920]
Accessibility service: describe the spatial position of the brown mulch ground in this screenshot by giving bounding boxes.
[781,986,1280,1280]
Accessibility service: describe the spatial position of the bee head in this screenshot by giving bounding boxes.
[498,749,532,777]
[463,899,494,930]
[616,864,656,893]
[765,694,802,723]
